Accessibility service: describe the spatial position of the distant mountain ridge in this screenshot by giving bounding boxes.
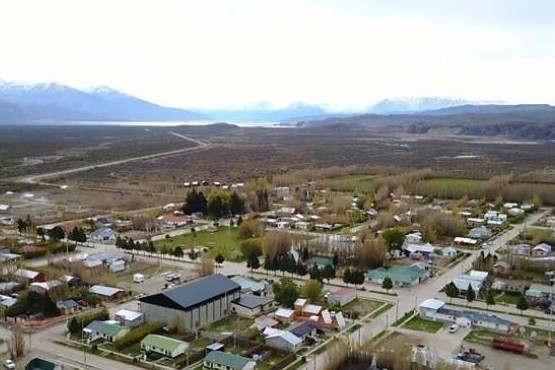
[367,97,484,114]
[199,102,330,122]
[0,81,207,124]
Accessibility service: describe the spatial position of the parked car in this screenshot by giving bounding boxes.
[448,324,459,333]
[3,359,15,370]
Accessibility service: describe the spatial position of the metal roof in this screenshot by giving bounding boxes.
[204,351,251,370]
[141,334,188,352]
[419,299,445,310]
[289,320,316,337]
[115,309,143,321]
[84,320,125,336]
[140,274,240,311]
[232,295,273,309]
[89,285,123,297]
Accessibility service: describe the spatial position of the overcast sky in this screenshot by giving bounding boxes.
[1,0,554,110]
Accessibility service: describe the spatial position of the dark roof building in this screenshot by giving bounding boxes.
[139,274,241,331]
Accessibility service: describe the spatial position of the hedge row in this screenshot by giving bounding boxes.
[68,308,110,334]
[114,322,164,350]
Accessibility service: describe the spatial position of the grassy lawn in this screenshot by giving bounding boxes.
[401,316,444,333]
[188,338,213,351]
[463,330,494,345]
[343,298,384,318]
[369,303,393,318]
[154,227,248,262]
[209,316,254,332]
[495,292,522,305]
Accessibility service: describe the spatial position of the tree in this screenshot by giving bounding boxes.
[308,264,321,281]
[173,246,184,258]
[228,192,245,215]
[350,269,365,291]
[240,239,263,259]
[247,253,260,271]
[16,218,26,234]
[301,280,323,303]
[183,189,208,215]
[382,276,393,292]
[343,268,352,286]
[273,278,299,307]
[68,317,79,335]
[239,220,262,239]
[516,295,529,313]
[485,289,496,309]
[444,282,459,303]
[466,284,476,305]
[7,326,25,359]
[528,317,536,326]
[215,253,225,265]
[322,265,336,283]
[195,256,214,277]
[263,253,273,274]
[263,232,291,258]
[296,262,307,277]
[47,225,65,241]
[382,228,405,250]
[332,252,339,268]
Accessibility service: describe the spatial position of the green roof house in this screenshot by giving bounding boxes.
[203,351,255,370]
[365,265,429,287]
[141,334,189,358]
[82,320,129,344]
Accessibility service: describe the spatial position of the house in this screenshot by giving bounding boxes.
[89,285,125,301]
[525,284,553,303]
[317,309,346,331]
[95,217,113,228]
[263,328,302,352]
[418,299,515,333]
[452,270,488,295]
[29,280,64,295]
[442,246,458,258]
[294,299,323,318]
[454,237,478,246]
[109,260,126,273]
[0,294,18,308]
[365,265,428,287]
[84,250,125,266]
[254,315,279,330]
[405,232,423,244]
[277,207,296,216]
[295,221,309,230]
[403,243,436,259]
[532,243,552,257]
[25,358,62,370]
[468,227,492,239]
[203,351,255,370]
[0,252,21,263]
[508,208,524,217]
[274,308,295,323]
[88,227,118,242]
[115,309,144,327]
[141,334,189,358]
[0,204,12,214]
[326,288,356,307]
[56,300,79,315]
[231,295,274,317]
[15,269,44,283]
[503,202,519,209]
[139,274,241,331]
[289,319,317,341]
[83,321,129,343]
[0,282,20,294]
[467,218,486,227]
[230,275,266,295]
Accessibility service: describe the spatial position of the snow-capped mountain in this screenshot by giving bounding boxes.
[368,97,481,114]
[0,80,207,123]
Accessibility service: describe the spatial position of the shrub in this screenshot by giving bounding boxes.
[69,308,110,334]
[114,322,164,350]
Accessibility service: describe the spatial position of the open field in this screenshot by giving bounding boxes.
[401,316,444,333]
[342,298,384,318]
[3,124,555,216]
[154,227,247,262]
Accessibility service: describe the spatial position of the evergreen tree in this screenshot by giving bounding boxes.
[444,282,459,303]
[68,317,79,335]
[173,246,184,257]
[350,270,365,291]
[322,265,336,283]
[343,268,352,286]
[382,276,393,292]
[302,246,310,262]
[228,192,245,215]
[516,295,529,313]
[309,264,321,281]
[296,262,308,277]
[333,252,339,268]
[215,253,225,265]
[263,254,273,273]
[466,284,476,304]
[247,253,260,271]
[485,289,496,309]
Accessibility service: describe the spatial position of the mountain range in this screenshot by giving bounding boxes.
[0,79,495,124]
[0,82,208,123]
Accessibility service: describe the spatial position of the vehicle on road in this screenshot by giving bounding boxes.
[491,338,525,354]
[448,324,459,333]
[3,360,15,370]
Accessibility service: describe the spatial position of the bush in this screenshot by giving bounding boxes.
[114,322,164,350]
[69,309,110,334]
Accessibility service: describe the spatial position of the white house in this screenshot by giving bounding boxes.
[89,227,118,242]
[141,334,188,358]
[326,288,356,307]
[115,309,144,327]
[452,270,488,294]
[263,328,302,352]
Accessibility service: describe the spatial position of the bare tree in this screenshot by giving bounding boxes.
[7,326,25,359]
[195,256,215,277]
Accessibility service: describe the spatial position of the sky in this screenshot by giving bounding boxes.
[1,0,554,110]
